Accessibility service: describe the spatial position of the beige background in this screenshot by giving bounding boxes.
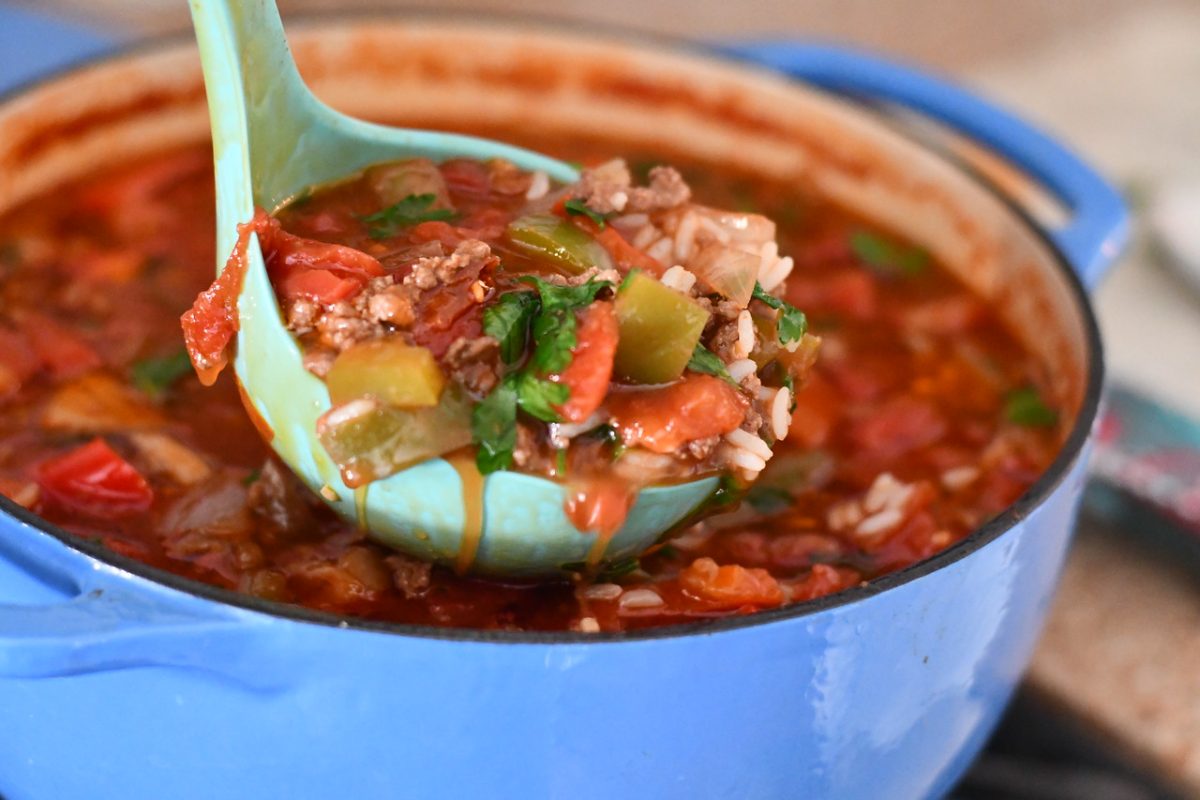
[17,0,1200,794]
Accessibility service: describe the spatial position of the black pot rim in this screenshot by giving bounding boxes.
[0,14,1107,646]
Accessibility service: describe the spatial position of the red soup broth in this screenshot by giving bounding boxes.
[0,140,1062,633]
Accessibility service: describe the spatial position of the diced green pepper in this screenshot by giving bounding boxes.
[325,340,445,407]
[507,214,613,276]
[613,272,710,384]
[317,389,473,488]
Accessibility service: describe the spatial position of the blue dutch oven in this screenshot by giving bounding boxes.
[0,16,1126,800]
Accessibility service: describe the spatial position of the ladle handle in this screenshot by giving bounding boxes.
[721,42,1129,289]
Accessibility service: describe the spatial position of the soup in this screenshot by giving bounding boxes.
[0,138,1062,632]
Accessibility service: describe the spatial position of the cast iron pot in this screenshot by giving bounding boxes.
[0,17,1126,800]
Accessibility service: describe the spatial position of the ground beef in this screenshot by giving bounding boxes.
[708,319,742,362]
[385,554,432,599]
[574,159,633,214]
[404,239,493,290]
[285,297,320,333]
[512,423,538,469]
[315,301,383,352]
[443,335,500,396]
[301,347,337,378]
[686,435,721,460]
[627,166,691,212]
[365,281,416,327]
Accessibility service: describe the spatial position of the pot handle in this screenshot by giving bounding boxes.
[718,42,1129,289]
[0,519,288,687]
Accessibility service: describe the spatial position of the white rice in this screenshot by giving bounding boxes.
[941,465,981,491]
[645,237,674,263]
[760,255,795,293]
[673,211,699,261]
[578,616,601,633]
[827,501,863,532]
[609,190,629,212]
[631,224,660,250]
[660,265,697,293]
[725,428,773,460]
[863,472,913,514]
[670,526,714,551]
[856,508,904,539]
[758,241,780,272]
[756,386,776,401]
[616,213,650,230]
[771,387,792,441]
[583,583,624,601]
[525,170,550,200]
[729,448,768,473]
[727,358,758,383]
[734,310,755,358]
[619,588,665,610]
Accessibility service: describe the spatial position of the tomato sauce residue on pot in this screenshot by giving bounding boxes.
[0,134,1064,633]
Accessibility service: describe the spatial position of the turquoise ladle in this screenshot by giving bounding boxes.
[188,0,720,577]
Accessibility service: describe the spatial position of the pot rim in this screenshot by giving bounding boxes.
[0,16,1105,645]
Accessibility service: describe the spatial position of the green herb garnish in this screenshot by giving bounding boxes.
[849,230,929,277]
[132,348,193,399]
[752,282,808,344]
[470,277,613,473]
[596,556,640,581]
[555,448,569,476]
[1004,386,1058,427]
[687,343,738,386]
[472,375,520,474]
[520,276,612,374]
[744,484,792,514]
[563,198,609,229]
[483,291,538,365]
[361,193,456,239]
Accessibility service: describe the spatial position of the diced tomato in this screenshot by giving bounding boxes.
[608,374,748,454]
[440,159,491,202]
[554,302,618,423]
[35,438,153,518]
[0,327,38,399]
[898,293,984,334]
[19,312,103,379]
[409,221,461,246]
[679,557,784,609]
[181,215,259,384]
[788,373,842,448]
[785,267,877,320]
[786,564,861,602]
[275,268,362,305]
[848,395,947,459]
[567,213,665,275]
[264,221,384,301]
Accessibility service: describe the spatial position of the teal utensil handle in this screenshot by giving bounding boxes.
[720,42,1130,289]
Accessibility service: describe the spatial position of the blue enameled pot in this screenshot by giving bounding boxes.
[0,18,1126,800]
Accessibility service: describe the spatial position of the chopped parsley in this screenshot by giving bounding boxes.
[132,348,193,399]
[744,485,792,514]
[361,193,456,239]
[687,343,738,386]
[471,375,520,474]
[471,276,614,474]
[752,282,808,344]
[483,291,538,365]
[1004,387,1058,427]
[514,372,569,422]
[849,230,929,277]
[596,556,640,580]
[586,424,626,460]
[563,198,609,229]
